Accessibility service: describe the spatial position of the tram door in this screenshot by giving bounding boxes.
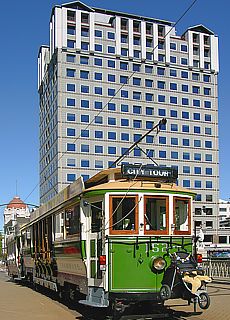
[87,201,103,285]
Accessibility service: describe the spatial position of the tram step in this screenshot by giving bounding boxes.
[14,276,26,281]
[79,299,108,308]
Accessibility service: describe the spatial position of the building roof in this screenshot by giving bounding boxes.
[7,196,27,209]
[186,24,214,35]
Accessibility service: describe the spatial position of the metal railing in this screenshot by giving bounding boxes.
[202,258,230,279]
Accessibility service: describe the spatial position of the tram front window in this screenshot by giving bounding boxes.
[111,197,137,231]
[144,196,168,234]
[174,198,190,233]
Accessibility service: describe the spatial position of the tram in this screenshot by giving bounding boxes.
[8,162,203,316]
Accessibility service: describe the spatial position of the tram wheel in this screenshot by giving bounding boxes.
[198,292,210,310]
[159,285,171,301]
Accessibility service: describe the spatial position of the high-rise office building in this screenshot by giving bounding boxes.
[38,1,219,242]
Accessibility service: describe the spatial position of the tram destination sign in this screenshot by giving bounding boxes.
[121,164,178,182]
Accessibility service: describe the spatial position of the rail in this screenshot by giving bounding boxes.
[202,258,230,279]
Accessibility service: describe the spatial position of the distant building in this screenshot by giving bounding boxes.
[38,1,219,241]
[3,196,30,261]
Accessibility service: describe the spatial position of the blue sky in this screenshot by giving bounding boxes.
[0,0,229,229]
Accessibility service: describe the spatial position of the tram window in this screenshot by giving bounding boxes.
[91,202,102,233]
[111,197,137,231]
[65,204,80,236]
[144,196,168,233]
[174,198,190,233]
[54,212,64,240]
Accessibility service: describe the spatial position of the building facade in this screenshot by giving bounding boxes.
[38,1,219,241]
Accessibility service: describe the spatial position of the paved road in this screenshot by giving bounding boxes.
[0,269,230,320]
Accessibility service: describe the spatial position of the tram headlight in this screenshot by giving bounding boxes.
[150,256,166,271]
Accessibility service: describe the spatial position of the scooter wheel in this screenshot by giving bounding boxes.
[198,292,210,309]
[159,284,171,301]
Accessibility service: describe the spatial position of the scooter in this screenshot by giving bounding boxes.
[159,251,211,311]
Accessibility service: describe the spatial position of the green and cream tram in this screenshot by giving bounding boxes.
[10,164,197,316]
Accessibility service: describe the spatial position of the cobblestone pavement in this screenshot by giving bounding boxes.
[166,281,230,320]
[1,269,229,320]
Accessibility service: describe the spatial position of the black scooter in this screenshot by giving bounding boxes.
[159,251,211,311]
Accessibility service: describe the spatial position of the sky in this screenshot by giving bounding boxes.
[0,0,229,229]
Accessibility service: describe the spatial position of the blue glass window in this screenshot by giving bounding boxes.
[67,54,75,63]
[158,81,165,89]
[121,104,129,112]
[182,84,188,92]
[145,79,153,87]
[120,76,128,84]
[194,167,201,174]
[81,28,89,37]
[81,85,89,93]
[204,88,211,95]
[81,160,89,168]
[170,83,177,90]
[81,115,89,123]
[134,148,141,157]
[133,106,141,114]
[108,88,116,96]
[108,146,116,154]
[192,73,199,81]
[193,113,200,120]
[146,52,152,60]
[67,113,75,121]
[182,111,189,119]
[67,159,76,167]
[108,60,115,68]
[81,100,89,108]
[170,69,177,77]
[204,101,211,108]
[205,154,212,161]
[183,180,190,188]
[146,121,154,129]
[133,120,142,128]
[81,174,90,181]
[195,194,201,201]
[108,32,115,39]
[94,101,102,109]
[66,69,75,77]
[121,90,128,98]
[121,34,128,43]
[205,114,212,122]
[67,143,75,151]
[170,110,177,117]
[159,54,165,62]
[203,75,210,82]
[146,93,153,101]
[193,99,200,107]
[134,50,141,58]
[205,141,212,148]
[81,129,89,137]
[108,132,116,140]
[108,103,116,111]
[146,107,154,115]
[192,86,200,94]
[159,136,166,144]
[181,58,188,65]
[95,130,103,139]
[67,40,75,48]
[67,84,75,92]
[171,151,178,159]
[158,109,166,116]
[108,46,115,53]
[95,44,102,52]
[194,180,201,188]
[159,151,166,158]
[182,125,189,133]
[108,117,116,125]
[183,166,190,174]
[133,78,141,86]
[134,134,141,142]
[171,124,178,131]
[67,25,75,35]
[108,74,115,82]
[94,72,102,80]
[170,43,176,50]
[171,137,178,145]
[67,98,75,107]
[145,66,153,74]
[133,92,141,100]
[67,128,75,136]
[94,58,102,66]
[80,70,89,79]
[133,64,141,72]
[183,152,190,160]
[158,95,165,102]
[194,126,201,134]
[183,139,190,146]
[157,67,165,75]
[205,127,212,135]
[80,56,89,65]
[146,135,154,143]
[95,116,103,124]
[95,87,102,95]
[194,153,201,161]
[182,98,189,106]
[206,168,212,175]
[95,145,103,153]
[81,144,89,153]
[121,48,128,56]
[194,140,201,147]
[206,181,212,189]
[170,56,176,63]
[121,118,129,126]
[170,96,177,104]
[120,62,128,70]
[67,174,76,182]
[81,42,89,50]
[121,133,129,141]
[181,45,188,52]
[181,71,188,79]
